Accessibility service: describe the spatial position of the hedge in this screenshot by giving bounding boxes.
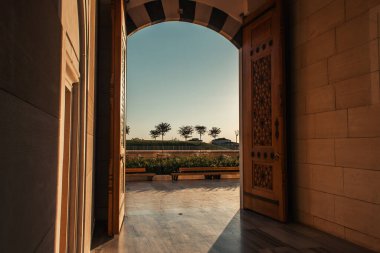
[126,155,239,175]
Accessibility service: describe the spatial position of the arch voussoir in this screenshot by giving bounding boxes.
[126,0,242,48]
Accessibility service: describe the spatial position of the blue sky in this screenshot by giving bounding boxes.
[127,22,239,142]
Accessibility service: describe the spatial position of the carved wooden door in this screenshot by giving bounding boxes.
[242,1,287,222]
[108,0,126,236]
[117,14,127,232]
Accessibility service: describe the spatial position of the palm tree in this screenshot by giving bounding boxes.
[208,127,221,139]
[178,126,194,141]
[155,122,172,141]
[234,130,239,143]
[126,125,130,135]
[194,125,207,141]
[149,129,160,140]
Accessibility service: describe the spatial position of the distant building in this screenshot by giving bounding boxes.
[189,138,202,142]
[211,138,239,150]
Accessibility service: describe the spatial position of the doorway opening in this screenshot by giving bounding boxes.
[91,0,287,249]
[124,21,241,246]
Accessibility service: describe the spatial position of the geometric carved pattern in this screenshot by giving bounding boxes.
[253,164,273,190]
[120,44,126,148]
[252,55,272,146]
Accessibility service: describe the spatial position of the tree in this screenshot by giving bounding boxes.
[194,125,207,140]
[234,130,239,143]
[149,129,160,140]
[208,127,221,139]
[155,122,172,141]
[178,126,194,141]
[126,125,130,135]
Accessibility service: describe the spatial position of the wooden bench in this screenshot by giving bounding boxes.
[171,167,239,181]
[126,168,156,181]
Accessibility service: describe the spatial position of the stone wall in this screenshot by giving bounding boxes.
[0,0,62,252]
[289,0,380,251]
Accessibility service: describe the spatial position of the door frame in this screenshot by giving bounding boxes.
[105,0,287,235]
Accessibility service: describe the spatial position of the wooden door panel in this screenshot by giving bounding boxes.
[118,15,127,231]
[108,0,126,236]
[242,1,287,222]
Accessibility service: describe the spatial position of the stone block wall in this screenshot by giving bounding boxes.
[0,0,62,252]
[289,0,380,251]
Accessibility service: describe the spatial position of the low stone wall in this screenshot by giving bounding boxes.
[126,150,239,159]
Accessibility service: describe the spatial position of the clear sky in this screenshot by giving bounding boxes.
[127,22,239,143]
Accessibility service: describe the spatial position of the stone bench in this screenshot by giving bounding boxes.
[126,168,156,181]
[171,167,239,181]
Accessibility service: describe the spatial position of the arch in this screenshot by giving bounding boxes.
[125,0,243,48]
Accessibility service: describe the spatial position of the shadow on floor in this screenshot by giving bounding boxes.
[208,210,375,253]
[92,181,374,253]
[91,220,113,250]
[126,179,240,193]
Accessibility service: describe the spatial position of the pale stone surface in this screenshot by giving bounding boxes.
[220,16,242,41]
[345,228,380,252]
[295,187,311,213]
[311,165,344,195]
[371,71,380,104]
[295,114,315,139]
[298,0,334,21]
[314,110,348,138]
[335,138,380,170]
[194,2,213,26]
[335,74,371,109]
[295,163,312,188]
[345,0,380,20]
[295,140,307,163]
[306,139,335,165]
[304,0,345,41]
[290,0,380,249]
[370,39,380,71]
[313,217,345,238]
[306,85,335,113]
[300,30,336,67]
[295,211,314,226]
[348,104,380,137]
[335,196,380,238]
[0,89,59,253]
[336,13,371,52]
[294,92,306,115]
[310,190,335,221]
[296,60,329,92]
[328,42,371,82]
[344,168,380,204]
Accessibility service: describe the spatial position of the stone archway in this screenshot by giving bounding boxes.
[93,0,287,245]
[125,0,243,48]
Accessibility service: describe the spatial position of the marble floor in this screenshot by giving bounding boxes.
[92,180,374,253]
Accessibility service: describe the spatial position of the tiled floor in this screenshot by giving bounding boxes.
[92,180,374,253]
